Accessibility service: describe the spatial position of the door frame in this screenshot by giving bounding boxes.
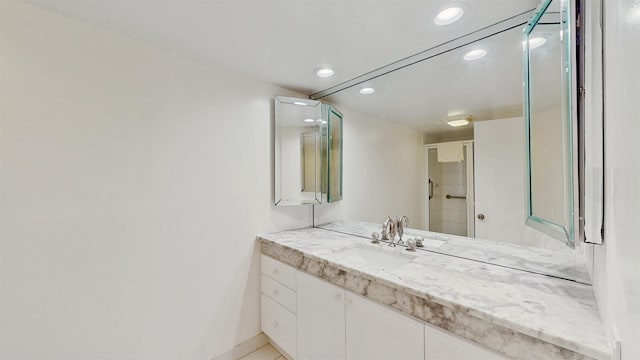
[423,141,475,237]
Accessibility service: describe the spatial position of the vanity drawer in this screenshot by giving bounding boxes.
[261,254,296,290]
[262,274,296,313]
[261,294,296,358]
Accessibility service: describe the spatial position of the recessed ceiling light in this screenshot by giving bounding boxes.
[315,68,335,78]
[359,87,375,95]
[463,49,487,61]
[303,118,315,123]
[434,6,464,25]
[526,37,547,49]
[294,101,307,106]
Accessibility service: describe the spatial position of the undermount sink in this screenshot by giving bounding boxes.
[332,245,416,271]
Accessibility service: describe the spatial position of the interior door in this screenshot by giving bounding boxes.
[474,118,548,245]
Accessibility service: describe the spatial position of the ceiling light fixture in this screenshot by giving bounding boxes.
[463,49,487,61]
[447,115,475,127]
[359,87,375,95]
[315,68,335,78]
[526,37,547,49]
[434,6,464,25]
[303,118,315,123]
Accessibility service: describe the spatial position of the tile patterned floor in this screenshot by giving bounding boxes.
[238,344,284,360]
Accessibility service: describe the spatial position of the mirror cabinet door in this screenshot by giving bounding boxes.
[523,0,577,246]
[274,96,322,205]
[326,105,343,203]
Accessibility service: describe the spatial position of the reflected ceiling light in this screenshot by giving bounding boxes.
[315,68,335,78]
[359,87,375,95]
[303,118,315,123]
[434,6,465,25]
[447,115,474,127]
[526,37,547,49]
[294,101,307,106]
[463,49,487,61]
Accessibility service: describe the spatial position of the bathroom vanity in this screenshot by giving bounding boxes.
[257,223,610,360]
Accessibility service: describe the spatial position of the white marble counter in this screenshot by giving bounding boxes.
[318,220,590,284]
[258,225,610,360]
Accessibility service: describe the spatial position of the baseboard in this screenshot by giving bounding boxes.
[212,333,269,360]
[268,340,292,360]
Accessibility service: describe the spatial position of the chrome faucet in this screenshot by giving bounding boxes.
[383,216,397,247]
[396,215,409,244]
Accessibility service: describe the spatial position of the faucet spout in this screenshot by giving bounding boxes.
[396,215,409,244]
[383,215,397,247]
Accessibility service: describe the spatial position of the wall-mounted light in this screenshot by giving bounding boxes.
[294,101,307,106]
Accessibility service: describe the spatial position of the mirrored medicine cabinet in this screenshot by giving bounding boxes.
[274,96,343,206]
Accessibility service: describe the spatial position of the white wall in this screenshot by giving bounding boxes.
[0,1,312,359]
[591,0,640,358]
[314,109,424,229]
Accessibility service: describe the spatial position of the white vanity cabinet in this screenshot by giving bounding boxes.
[345,291,424,360]
[260,255,297,358]
[424,323,508,360]
[261,255,506,360]
[296,271,346,360]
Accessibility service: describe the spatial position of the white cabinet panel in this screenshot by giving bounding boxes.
[261,254,296,290]
[296,271,346,360]
[261,294,296,358]
[424,323,508,360]
[262,274,296,313]
[345,292,424,360]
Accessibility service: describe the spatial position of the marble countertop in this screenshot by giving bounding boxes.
[318,220,590,284]
[258,225,610,360]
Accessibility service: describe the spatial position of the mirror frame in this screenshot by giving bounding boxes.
[325,105,343,203]
[523,0,578,246]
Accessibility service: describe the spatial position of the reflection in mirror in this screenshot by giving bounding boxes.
[274,96,322,205]
[524,0,576,245]
[326,106,343,202]
[311,4,587,283]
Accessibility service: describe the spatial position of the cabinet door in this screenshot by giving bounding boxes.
[425,323,508,360]
[296,271,346,360]
[345,292,424,360]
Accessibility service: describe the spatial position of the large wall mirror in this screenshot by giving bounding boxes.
[311,0,595,283]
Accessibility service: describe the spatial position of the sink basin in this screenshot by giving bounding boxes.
[332,245,416,271]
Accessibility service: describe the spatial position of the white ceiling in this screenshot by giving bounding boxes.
[21,0,543,136]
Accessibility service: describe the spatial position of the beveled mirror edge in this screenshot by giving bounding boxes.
[326,105,343,203]
[523,0,578,247]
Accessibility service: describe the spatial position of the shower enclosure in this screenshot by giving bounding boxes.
[424,141,474,237]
